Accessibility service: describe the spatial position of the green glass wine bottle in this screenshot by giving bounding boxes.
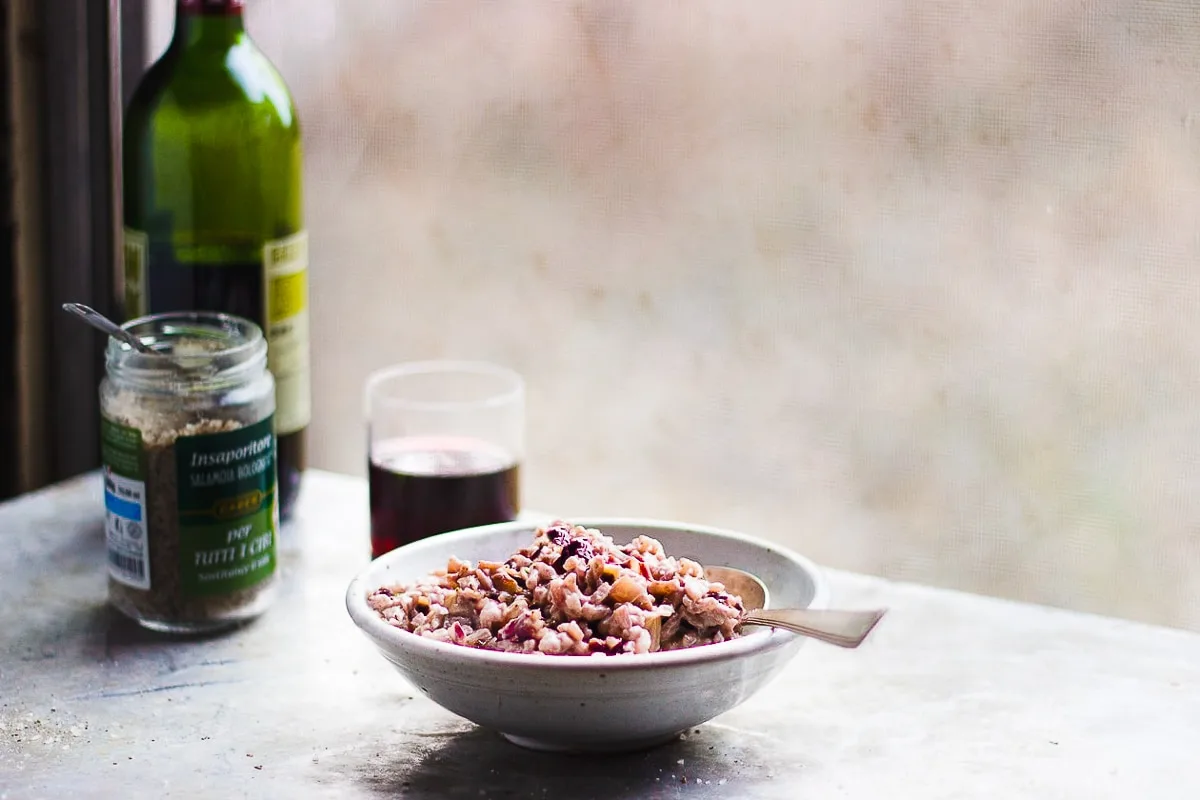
[123,0,310,520]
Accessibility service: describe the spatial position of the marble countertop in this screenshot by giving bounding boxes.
[2,470,1198,799]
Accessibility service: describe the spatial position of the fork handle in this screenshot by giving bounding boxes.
[742,608,886,649]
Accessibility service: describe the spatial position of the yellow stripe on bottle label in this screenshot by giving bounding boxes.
[268,269,306,323]
[263,231,312,435]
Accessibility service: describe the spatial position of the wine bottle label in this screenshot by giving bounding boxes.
[263,231,312,436]
[123,227,149,319]
[121,227,312,436]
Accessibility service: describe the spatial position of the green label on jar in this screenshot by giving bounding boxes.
[174,416,278,597]
[101,417,145,480]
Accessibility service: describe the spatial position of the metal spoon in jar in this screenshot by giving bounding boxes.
[702,565,885,649]
[61,303,155,353]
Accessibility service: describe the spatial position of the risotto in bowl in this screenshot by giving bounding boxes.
[345,518,830,753]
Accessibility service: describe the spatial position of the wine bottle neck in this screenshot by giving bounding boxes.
[173,0,246,48]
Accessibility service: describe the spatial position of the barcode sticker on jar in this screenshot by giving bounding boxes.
[102,416,153,591]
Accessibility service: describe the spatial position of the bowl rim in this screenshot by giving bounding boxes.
[345,516,831,672]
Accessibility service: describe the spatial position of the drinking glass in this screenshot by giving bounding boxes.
[364,361,524,558]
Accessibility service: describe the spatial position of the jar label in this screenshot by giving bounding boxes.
[263,231,312,435]
[102,418,152,590]
[174,416,279,597]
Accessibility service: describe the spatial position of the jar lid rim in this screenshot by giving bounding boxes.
[106,311,268,387]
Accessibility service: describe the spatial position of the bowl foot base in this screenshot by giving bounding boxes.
[500,730,684,754]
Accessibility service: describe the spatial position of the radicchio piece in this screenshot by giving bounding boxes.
[544,524,573,547]
[706,590,743,612]
[555,536,595,569]
[498,612,538,643]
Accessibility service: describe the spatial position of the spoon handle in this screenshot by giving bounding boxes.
[61,303,153,353]
[742,608,886,649]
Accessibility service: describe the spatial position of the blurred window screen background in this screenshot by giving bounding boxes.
[12,1,1200,631]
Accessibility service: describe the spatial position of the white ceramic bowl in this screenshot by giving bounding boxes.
[345,518,830,753]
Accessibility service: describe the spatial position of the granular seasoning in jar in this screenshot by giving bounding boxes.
[100,311,280,633]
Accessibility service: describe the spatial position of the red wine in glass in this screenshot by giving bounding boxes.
[368,435,520,558]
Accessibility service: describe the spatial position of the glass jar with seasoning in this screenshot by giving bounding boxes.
[99,311,280,633]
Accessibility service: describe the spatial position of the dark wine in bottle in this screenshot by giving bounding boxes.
[122,0,310,520]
